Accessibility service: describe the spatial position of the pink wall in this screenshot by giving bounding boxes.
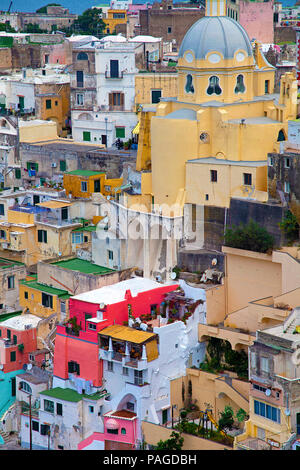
[239,0,274,44]
[104,415,137,446]
[78,432,104,450]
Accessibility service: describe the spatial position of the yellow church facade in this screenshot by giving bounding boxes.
[132,0,298,214]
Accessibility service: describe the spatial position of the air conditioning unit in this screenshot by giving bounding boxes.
[51,163,57,168]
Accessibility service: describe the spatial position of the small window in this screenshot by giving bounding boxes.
[40,424,50,436]
[243,173,252,186]
[88,323,97,330]
[205,194,209,201]
[285,157,290,168]
[278,130,286,142]
[37,230,47,243]
[107,428,118,434]
[77,52,88,61]
[42,293,53,309]
[46,99,52,110]
[0,204,4,216]
[60,160,66,172]
[268,156,274,166]
[284,181,290,193]
[127,402,134,411]
[89,406,94,413]
[115,127,125,139]
[207,76,222,96]
[210,169,217,182]
[76,94,84,106]
[32,420,39,432]
[108,250,113,261]
[55,101,58,106]
[261,356,269,373]
[121,427,126,435]
[185,74,194,94]
[0,230,6,239]
[10,351,16,362]
[56,403,63,416]
[72,232,83,244]
[81,181,88,192]
[15,168,21,179]
[250,351,256,368]
[8,275,15,289]
[265,80,270,94]
[108,361,113,372]
[168,26,172,34]
[83,131,91,142]
[234,74,245,94]
[151,90,161,104]
[123,367,129,376]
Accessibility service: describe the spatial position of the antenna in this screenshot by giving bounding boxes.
[170,272,177,280]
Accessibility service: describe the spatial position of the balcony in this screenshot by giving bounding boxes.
[35,214,81,228]
[105,71,124,79]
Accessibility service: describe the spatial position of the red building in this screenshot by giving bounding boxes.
[0,313,41,374]
[53,278,178,388]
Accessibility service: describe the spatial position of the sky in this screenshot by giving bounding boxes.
[1,0,298,15]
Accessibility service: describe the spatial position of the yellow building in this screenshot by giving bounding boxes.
[133,0,297,214]
[102,9,127,35]
[63,170,123,199]
[19,276,70,323]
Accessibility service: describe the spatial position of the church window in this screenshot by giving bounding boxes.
[234,75,245,94]
[207,76,222,96]
[185,74,194,94]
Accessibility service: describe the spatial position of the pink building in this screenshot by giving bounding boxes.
[227,0,274,44]
[78,410,138,450]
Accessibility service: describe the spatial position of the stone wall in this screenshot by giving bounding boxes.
[177,249,225,274]
[274,27,296,44]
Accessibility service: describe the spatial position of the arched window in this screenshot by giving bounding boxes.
[234,74,245,94]
[185,74,194,94]
[19,381,32,394]
[121,428,126,435]
[77,52,88,61]
[207,76,222,95]
[277,129,286,142]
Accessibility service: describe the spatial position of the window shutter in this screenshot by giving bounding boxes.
[26,162,31,170]
[38,230,42,242]
[120,93,124,108]
[44,230,47,243]
[109,93,113,108]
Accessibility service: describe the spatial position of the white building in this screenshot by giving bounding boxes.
[71,40,139,147]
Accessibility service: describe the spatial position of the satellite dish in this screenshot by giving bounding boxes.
[285,409,291,416]
[212,258,218,266]
[99,303,106,309]
[170,272,177,280]
[27,363,32,371]
[265,389,271,397]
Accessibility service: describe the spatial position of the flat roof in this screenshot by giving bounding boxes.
[39,387,108,402]
[0,257,25,268]
[20,279,70,297]
[0,314,41,331]
[36,200,72,209]
[51,258,116,276]
[99,325,156,344]
[71,277,174,305]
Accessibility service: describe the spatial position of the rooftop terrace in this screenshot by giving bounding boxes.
[51,258,116,276]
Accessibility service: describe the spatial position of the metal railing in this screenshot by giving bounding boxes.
[105,70,124,79]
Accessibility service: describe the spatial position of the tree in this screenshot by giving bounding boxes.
[156,431,184,450]
[218,405,234,431]
[279,210,299,243]
[0,22,16,33]
[70,8,105,37]
[236,408,248,423]
[224,219,274,253]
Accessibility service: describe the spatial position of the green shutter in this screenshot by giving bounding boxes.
[15,168,21,179]
[116,127,125,138]
[60,160,66,171]
[10,351,16,362]
[13,335,17,345]
[38,230,42,242]
[83,131,91,142]
[35,163,38,172]
[27,162,31,170]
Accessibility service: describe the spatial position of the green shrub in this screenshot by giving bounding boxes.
[224,219,274,253]
[279,210,299,243]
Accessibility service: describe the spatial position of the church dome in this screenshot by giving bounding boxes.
[178,16,253,61]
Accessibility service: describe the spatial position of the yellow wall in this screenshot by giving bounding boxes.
[135,74,178,106]
[19,283,69,322]
[63,173,106,198]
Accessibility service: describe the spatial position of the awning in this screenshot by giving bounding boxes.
[99,325,156,344]
[132,122,140,135]
[36,200,72,209]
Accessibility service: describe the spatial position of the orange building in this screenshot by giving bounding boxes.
[103,9,127,34]
[63,170,123,198]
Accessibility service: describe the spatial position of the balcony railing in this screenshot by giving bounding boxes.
[35,214,79,227]
[105,71,124,79]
